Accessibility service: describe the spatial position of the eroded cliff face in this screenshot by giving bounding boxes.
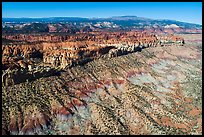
[2,31,184,71]
[2,34,202,135]
[2,32,185,87]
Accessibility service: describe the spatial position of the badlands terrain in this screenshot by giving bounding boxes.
[1,17,202,135]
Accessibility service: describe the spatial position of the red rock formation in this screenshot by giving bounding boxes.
[2,31,185,70]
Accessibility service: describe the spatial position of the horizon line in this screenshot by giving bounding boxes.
[2,16,202,25]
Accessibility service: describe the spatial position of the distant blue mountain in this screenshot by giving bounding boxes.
[2,16,202,34]
[2,16,202,27]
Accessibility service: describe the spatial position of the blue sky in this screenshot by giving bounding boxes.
[2,2,202,25]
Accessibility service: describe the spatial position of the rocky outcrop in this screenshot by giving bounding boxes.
[2,31,184,70]
[2,44,43,59]
[2,31,185,88]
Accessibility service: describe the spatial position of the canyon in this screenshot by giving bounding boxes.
[1,17,202,135]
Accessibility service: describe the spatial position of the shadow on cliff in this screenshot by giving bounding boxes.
[113,46,145,57]
[6,46,146,85]
[10,68,64,85]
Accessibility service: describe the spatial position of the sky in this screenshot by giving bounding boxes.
[2,2,202,25]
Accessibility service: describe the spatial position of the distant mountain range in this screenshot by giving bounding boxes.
[2,16,202,34]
